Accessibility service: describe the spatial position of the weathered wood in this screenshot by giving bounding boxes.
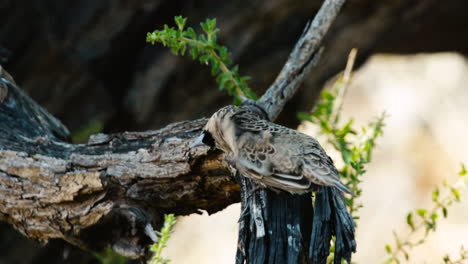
[0,66,239,258]
[234,171,313,264]
[258,0,345,120]
[235,1,353,263]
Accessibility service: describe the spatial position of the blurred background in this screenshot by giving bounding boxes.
[0,0,467,263]
[165,52,468,263]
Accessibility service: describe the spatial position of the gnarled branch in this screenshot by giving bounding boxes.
[0,66,238,257]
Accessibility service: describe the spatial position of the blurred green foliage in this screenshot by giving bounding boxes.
[299,49,386,223]
[385,164,468,264]
[443,245,468,264]
[93,248,128,264]
[71,120,103,144]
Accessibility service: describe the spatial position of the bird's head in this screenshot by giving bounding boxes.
[191,105,239,153]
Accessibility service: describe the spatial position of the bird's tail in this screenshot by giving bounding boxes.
[309,187,356,264]
[329,178,354,196]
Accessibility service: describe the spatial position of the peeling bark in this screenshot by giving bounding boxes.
[0,66,238,257]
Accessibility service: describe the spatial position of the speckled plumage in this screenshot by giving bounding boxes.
[198,105,351,194]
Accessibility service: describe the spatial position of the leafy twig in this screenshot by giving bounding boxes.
[147,16,257,104]
[443,245,468,264]
[298,49,386,221]
[148,214,177,264]
[384,164,468,263]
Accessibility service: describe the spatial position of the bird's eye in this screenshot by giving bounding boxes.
[202,130,215,147]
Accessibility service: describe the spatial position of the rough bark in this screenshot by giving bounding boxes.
[0,65,240,258]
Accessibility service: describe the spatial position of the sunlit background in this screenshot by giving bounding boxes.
[165,52,468,263]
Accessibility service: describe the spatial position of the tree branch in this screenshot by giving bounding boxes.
[257,0,346,121]
[0,65,238,257]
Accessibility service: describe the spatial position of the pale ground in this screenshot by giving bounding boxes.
[164,53,468,263]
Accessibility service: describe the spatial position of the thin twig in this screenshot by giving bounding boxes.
[332,48,358,123]
[257,0,347,121]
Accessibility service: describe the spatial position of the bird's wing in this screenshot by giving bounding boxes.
[236,131,313,191]
[233,116,351,194]
[299,140,352,194]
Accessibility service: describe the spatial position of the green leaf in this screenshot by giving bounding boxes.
[459,163,467,176]
[217,73,232,90]
[442,207,448,218]
[199,54,210,65]
[201,18,216,33]
[174,16,187,30]
[337,119,355,137]
[244,87,258,100]
[180,43,187,55]
[385,244,392,253]
[186,27,196,39]
[443,255,450,263]
[198,34,207,42]
[211,60,220,76]
[146,32,156,44]
[406,212,415,230]
[432,187,439,202]
[219,46,230,60]
[342,149,352,165]
[426,221,436,230]
[321,90,335,101]
[240,76,251,82]
[297,112,312,122]
[451,188,461,201]
[72,120,104,144]
[416,209,427,218]
[404,250,409,260]
[190,47,199,59]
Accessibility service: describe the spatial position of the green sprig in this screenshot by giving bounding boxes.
[443,245,468,264]
[148,214,177,264]
[385,164,468,263]
[147,16,257,103]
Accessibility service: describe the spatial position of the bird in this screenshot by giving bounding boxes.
[192,104,357,264]
[191,104,351,195]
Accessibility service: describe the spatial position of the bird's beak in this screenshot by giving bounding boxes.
[190,133,205,148]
